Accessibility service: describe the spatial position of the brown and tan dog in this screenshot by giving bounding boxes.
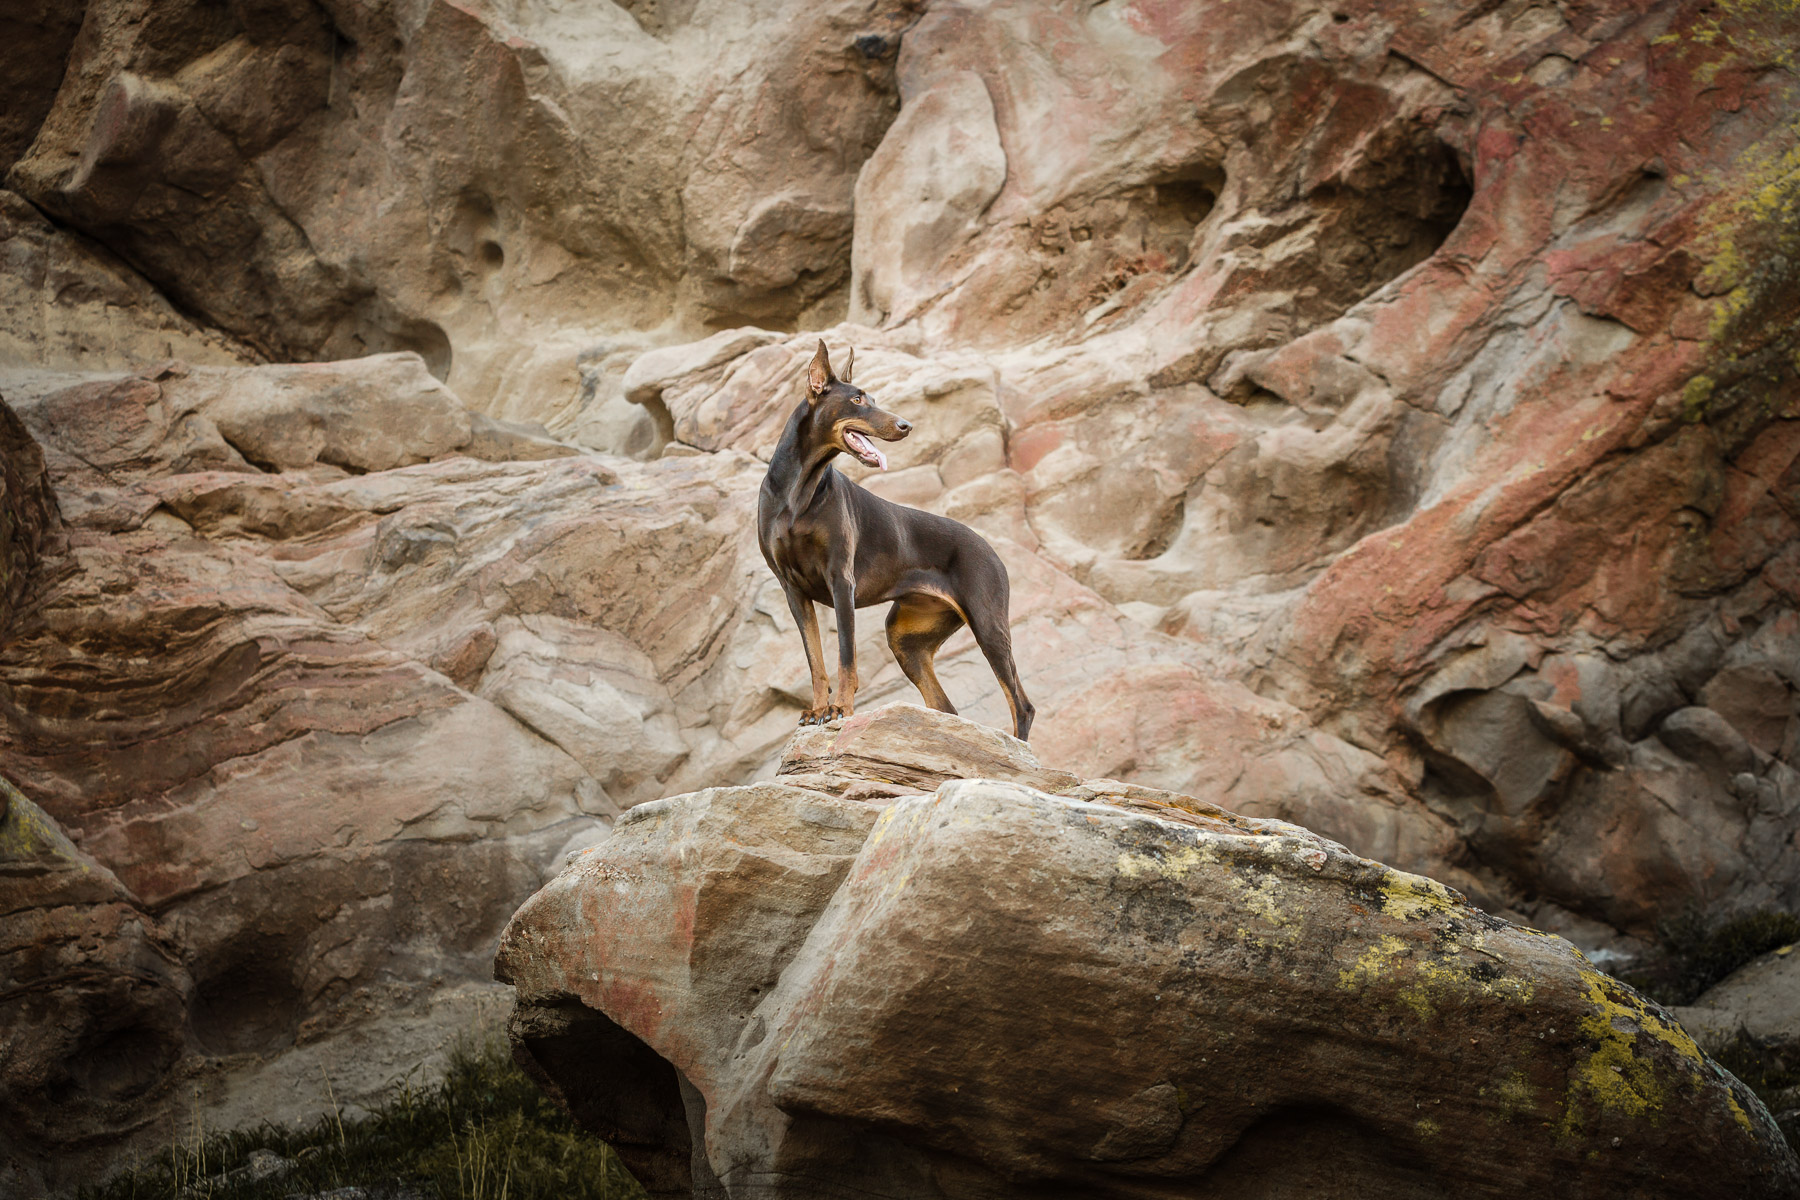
[757,341,1035,740]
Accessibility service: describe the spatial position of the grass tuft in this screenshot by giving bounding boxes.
[1623,906,1800,1008]
[79,1038,646,1200]
[1623,907,1800,1149]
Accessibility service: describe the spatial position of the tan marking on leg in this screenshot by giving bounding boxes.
[799,601,831,721]
[887,595,963,714]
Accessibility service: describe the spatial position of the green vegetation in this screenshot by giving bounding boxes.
[1624,907,1800,1008]
[80,1039,647,1200]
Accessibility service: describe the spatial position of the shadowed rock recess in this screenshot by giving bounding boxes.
[497,704,1798,1200]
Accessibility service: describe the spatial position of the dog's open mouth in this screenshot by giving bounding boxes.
[843,428,888,471]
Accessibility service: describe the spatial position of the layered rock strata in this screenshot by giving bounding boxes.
[0,353,1396,1193]
[498,704,1799,1199]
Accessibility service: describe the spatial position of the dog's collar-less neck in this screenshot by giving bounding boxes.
[769,403,844,516]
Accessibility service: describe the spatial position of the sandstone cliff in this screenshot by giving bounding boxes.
[1,0,1797,1193]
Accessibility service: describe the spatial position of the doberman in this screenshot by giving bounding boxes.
[757,340,1036,740]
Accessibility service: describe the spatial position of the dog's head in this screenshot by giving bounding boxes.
[805,340,910,470]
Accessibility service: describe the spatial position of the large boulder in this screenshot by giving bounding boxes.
[1676,945,1800,1138]
[1678,947,1800,1062]
[498,705,1798,1199]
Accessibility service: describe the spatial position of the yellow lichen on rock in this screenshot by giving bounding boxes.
[1480,1070,1539,1125]
[1378,869,1462,921]
[1336,926,1535,1022]
[1115,842,1217,882]
[1560,970,1735,1137]
[1339,935,1409,993]
[1231,869,1290,928]
[0,781,91,871]
[1401,956,1535,1020]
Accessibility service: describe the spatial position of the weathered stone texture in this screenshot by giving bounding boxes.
[2,0,1798,1191]
[499,708,1800,1199]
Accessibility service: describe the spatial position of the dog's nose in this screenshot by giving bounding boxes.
[895,418,912,435]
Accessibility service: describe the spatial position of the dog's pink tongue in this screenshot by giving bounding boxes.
[847,430,888,471]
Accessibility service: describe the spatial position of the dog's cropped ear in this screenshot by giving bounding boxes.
[806,340,834,400]
[841,346,854,384]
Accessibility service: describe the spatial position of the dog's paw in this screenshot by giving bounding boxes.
[798,707,829,726]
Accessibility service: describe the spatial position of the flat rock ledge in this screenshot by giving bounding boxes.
[495,704,1798,1200]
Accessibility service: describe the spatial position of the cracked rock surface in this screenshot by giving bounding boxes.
[498,704,1799,1200]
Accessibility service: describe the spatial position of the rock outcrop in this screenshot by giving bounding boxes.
[498,704,1799,1199]
[0,360,663,1192]
[0,353,1398,1193]
[5,0,914,416]
[1678,946,1800,1063]
[600,0,1800,953]
[0,776,190,1193]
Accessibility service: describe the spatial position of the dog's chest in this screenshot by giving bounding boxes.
[762,512,836,591]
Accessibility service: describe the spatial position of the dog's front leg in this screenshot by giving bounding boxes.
[784,585,833,725]
[829,573,857,720]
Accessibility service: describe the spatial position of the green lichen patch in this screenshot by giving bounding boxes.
[1339,934,1410,994]
[1478,1069,1540,1126]
[1335,911,1538,1024]
[0,775,90,870]
[1677,107,1800,434]
[1115,841,1217,883]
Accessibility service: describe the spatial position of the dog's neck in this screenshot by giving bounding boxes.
[767,400,844,516]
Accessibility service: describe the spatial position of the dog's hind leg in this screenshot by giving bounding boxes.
[965,598,1035,741]
[885,594,964,715]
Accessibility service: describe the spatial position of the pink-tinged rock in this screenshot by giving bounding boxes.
[7,0,1800,1185]
[0,358,791,1190]
[848,71,1008,325]
[499,780,885,1196]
